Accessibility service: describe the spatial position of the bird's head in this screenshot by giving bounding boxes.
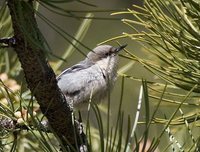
[87,44,127,62]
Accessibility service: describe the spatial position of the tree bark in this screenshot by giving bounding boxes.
[7,0,78,149]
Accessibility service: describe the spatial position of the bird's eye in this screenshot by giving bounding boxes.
[105,53,109,56]
[105,52,111,56]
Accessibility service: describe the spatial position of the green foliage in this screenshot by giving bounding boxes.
[109,0,200,92]
[102,0,200,151]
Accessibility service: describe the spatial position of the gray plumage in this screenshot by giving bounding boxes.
[57,44,126,109]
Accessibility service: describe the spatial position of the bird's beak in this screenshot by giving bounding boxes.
[116,44,127,52]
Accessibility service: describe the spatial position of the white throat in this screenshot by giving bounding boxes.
[96,56,118,81]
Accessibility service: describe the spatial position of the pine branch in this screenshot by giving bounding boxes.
[6,0,86,150]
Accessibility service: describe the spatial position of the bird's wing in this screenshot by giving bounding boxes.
[57,60,92,80]
[57,61,101,95]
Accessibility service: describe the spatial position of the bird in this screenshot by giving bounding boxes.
[57,44,127,109]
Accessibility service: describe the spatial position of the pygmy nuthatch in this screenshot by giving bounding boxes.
[57,44,127,109]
